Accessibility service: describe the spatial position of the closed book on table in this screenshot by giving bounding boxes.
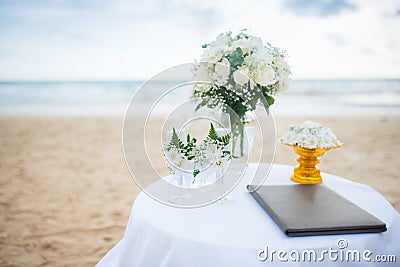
[247,185,387,237]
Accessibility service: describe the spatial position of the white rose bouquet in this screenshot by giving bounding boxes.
[281,121,342,149]
[192,30,291,156]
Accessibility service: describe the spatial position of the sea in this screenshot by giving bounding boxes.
[0,80,399,116]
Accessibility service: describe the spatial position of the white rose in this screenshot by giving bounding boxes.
[274,56,290,73]
[194,63,211,82]
[201,48,224,63]
[255,65,276,86]
[210,33,232,50]
[193,63,212,92]
[232,38,254,54]
[214,58,231,86]
[243,53,259,68]
[233,67,250,86]
[249,36,264,50]
[256,47,274,63]
[275,58,291,88]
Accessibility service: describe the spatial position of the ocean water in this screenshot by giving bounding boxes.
[0,80,399,116]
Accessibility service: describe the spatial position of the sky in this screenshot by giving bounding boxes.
[0,0,399,80]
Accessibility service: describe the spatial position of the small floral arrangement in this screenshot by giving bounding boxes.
[192,30,291,156]
[162,123,231,179]
[281,121,342,149]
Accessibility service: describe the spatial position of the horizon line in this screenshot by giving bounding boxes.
[0,78,399,83]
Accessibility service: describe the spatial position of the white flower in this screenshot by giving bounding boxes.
[232,38,254,54]
[165,147,180,161]
[302,120,321,129]
[204,143,218,158]
[321,136,333,148]
[273,56,291,92]
[201,48,224,63]
[278,77,291,92]
[282,131,297,144]
[256,46,274,63]
[163,122,232,179]
[193,62,213,93]
[274,56,290,72]
[163,147,184,169]
[196,143,216,168]
[307,135,319,148]
[249,36,264,50]
[194,83,211,93]
[194,63,211,82]
[213,58,231,86]
[210,33,232,50]
[281,121,341,149]
[233,67,250,86]
[243,53,260,69]
[255,65,276,86]
[298,133,309,146]
[215,156,230,170]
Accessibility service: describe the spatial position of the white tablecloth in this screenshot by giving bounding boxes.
[97,164,400,266]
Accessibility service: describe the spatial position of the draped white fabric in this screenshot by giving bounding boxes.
[97,164,400,267]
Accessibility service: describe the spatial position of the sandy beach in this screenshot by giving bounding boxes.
[0,115,399,266]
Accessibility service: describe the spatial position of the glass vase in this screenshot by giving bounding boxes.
[230,112,255,158]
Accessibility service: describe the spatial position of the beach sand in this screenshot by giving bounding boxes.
[0,115,399,266]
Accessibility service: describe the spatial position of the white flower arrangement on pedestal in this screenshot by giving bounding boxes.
[162,123,231,180]
[281,121,342,149]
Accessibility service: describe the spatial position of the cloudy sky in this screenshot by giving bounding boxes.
[0,0,399,80]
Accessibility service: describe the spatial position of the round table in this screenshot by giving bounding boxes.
[97,164,400,266]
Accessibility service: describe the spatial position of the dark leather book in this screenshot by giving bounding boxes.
[247,185,387,237]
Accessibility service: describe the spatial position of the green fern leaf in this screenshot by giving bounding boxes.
[208,123,219,141]
[218,133,231,146]
[171,128,185,149]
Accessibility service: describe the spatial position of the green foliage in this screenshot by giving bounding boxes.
[228,47,244,68]
[171,123,231,155]
[265,94,275,106]
[194,98,209,111]
[207,122,231,147]
[170,128,185,149]
[170,128,197,157]
[260,93,274,113]
[193,169,200,177]
[166,123,232,178]
[207,123,219,140]
[219,133,231,147]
